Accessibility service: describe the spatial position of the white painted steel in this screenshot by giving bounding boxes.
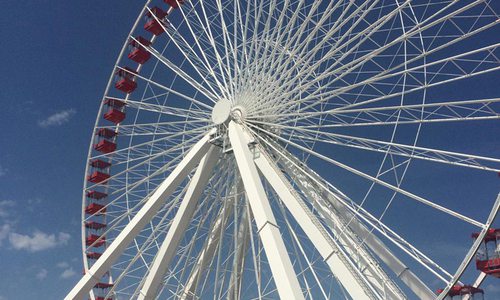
[253,145,377,300]
[138,145,219,300]
[228,121,305,300]
[77,0,500,299]
[68,131,213,300]
[180,180,242,300]
[277,150,435,300]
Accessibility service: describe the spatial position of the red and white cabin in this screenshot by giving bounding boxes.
[472,228,500,278]
[128,36,152,64]
[103,98,127,124]
[144,7,168,35]
[164,0,184,9]
[437,285,484,300]
[114,67,137,94]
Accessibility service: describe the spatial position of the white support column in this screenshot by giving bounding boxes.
[138,146,220,300]
[180,180,241,300]
[227,197,249,300]
[253,146,376,300]
[228,121,305,300]
[277,151,435,300]
[65,131,215,300]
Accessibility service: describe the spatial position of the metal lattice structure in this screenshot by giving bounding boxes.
[68,0,500,299]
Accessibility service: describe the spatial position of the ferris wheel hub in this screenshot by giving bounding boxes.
[211,99,232,125]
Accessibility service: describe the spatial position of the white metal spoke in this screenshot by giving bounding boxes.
[279,125,500,172]
[75,1,500,299]
[250,123,484,228]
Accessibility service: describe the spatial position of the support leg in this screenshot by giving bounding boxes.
[228,121,305,300]
[276,145,435,299]
[227,198,249,300]
[65,131,214,300]
[138,146,220,300]
[254,146,377,300]
[180,180,241,300]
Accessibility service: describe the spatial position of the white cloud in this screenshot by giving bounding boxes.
[36,268,48,280]
[9,231,71,252]
[60,267,76,279]
[38,109,76,128]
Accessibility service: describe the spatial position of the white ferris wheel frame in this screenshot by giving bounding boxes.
[69,0,500,299]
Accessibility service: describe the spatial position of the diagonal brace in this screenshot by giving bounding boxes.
[65,130,215,300]
[138,145,220,300]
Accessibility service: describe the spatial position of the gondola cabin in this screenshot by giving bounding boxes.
[86,252,102,260]
[114,67,137,94]
[85,221,107,230]
[86,190,108,200]
[97,128,117,139]
[437,285,484,300]
[103,98,127,124]
[472,228,500,278]
[128,36,152,64]
[87,171,110,184]
[164,0,184,8]
[85,203,106,215]
[86,234,106,247]
[144,7,168,35]
[94,140,117,154]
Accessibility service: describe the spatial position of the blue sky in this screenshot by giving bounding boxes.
[0,1,143,299]
[0,1,499,299]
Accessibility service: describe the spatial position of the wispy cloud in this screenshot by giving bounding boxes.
[9,231,70,252]
[57,261,77,279]
[36,268,48,280]
[60,267,76,279]
[38,109,76,128]
[0,165,6,177]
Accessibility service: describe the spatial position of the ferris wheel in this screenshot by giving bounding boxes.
[66,0,500,299]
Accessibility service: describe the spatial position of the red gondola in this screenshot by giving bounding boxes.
[86,190,108,200]
[85,203,106,215]
[103,98,127,124]
[86,252,102,260]
[164,0,184,8]
[114,67,137,94]
[97,128,117,139]
[104,109,126,124]
[86,234,106,247]
[95,282,113,289]
[144,7,168,35]
[85,221,107,230]
[472,228,500,278]
[87,171,110,184]
[437,285,484,300]
[128,36,152,64]
[90,159,112,170]
[94,140,117,154]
